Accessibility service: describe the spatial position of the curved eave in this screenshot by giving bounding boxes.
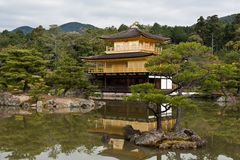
[100,28,170,42]
[100,35,170,42]
[81,52,154,61]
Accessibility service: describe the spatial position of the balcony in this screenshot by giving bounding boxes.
[106,43,161,54]
[88,67,147,73]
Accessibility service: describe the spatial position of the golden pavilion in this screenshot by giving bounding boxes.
[82,26,172,92]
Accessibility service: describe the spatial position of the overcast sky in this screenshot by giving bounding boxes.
[0,0,240,31]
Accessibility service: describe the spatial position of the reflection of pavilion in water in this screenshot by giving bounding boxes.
[100,139,152,160]
[89,101,176,159]
[91,100,175,135]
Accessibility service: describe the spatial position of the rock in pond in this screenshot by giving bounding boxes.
[0,92,31,107]
[0,92,21,106]
[123,125,206,150]
[134,130,165,146]
[123,125,141,141]
[0,92,105,114]
[44,98,106,113]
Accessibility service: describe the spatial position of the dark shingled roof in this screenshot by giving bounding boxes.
[81,52,153,60]
[101,28,170,41]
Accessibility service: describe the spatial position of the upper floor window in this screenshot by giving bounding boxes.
[129,41,138,49]
[114,41,139,51]
[115,43,122,51]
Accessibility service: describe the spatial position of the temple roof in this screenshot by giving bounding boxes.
[81,52,153,60]
[101,28,169,41]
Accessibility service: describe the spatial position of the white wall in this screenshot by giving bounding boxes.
[161,77,172,89]
[148,75,173,89]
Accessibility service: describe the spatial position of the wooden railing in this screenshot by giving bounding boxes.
[88,67,147,73]
[106,44,161,54]
[88,67,104,73]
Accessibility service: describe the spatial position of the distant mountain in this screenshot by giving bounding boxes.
[11,22,96,34]
[59,22,95,32]
[220,13,239,24]
[12,26,33,34]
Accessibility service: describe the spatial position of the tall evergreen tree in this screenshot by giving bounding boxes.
[0,48,47,92]
[233,14,240,25]
[195,16,206,39]
[149,23,161,34]
[195,15,225,51]
[118,24,129,32]
[48,53,95,97]
[170,26,189,43]
[224,24,235,43]
[28,25,48,51]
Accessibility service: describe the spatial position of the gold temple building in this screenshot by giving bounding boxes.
[82,26,172,92]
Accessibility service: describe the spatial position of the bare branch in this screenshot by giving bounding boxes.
[167,85,182,95]
[162,106,171,113]
[185,72,210,89]
[147,103,157,116]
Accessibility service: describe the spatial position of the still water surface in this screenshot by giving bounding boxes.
[0,100,239,160]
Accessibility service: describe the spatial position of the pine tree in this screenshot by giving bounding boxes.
[128,42,212,132]
[0,48,47,92]
[118,24,129,32]
[150,23,161,34]
[195,16,206,39]
[48,53,94,97]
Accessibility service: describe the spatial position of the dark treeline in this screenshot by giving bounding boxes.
[0,25,117,98]
[0,14,240,99]
[117,14,240,52]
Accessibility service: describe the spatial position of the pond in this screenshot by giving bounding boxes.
[0,100,239,160]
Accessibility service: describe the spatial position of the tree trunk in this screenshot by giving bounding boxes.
[221,86,228,100]
[156,105,162,132]
[23,80,30,92]
[171,88,183,132]
[221,86,237,104]
[53,84,58,96]
[62,88,69,97]
[156,115,162,132]
[172,106,181,132]
[0,82,8,89]
[237,85,240,96]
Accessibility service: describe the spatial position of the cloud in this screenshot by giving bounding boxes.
[0,0,239,31]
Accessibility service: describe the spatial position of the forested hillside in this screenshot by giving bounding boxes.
[220,13,239,24]
[59,22,95,32]
[12,22,95,34]
[12,26,33,34]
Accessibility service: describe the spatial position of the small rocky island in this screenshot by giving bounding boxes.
[123,125,205,150]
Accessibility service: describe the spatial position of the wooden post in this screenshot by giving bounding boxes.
[154,78,156,88]
[160,78,162,89]
[127,75,130,86]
